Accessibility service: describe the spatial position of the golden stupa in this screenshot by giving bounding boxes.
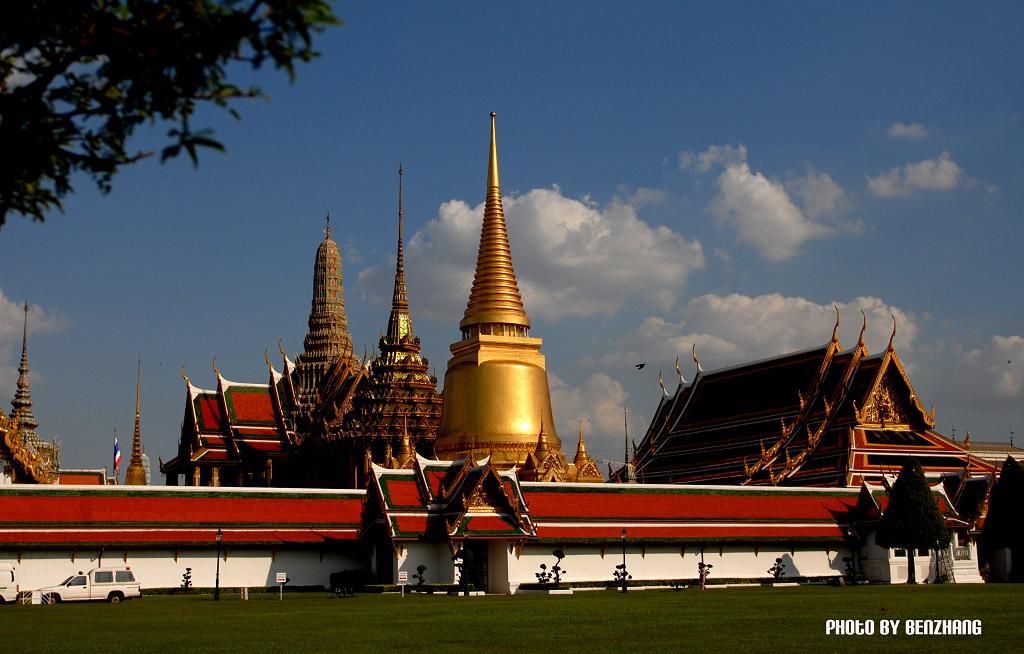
[433,113,563,466]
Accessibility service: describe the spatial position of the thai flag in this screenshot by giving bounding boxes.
[113,437,122,475]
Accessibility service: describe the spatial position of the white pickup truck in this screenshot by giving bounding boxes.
[39,568,142,604]
[0,562,17,603]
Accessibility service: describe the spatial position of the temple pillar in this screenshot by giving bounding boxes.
[211,466,220,487]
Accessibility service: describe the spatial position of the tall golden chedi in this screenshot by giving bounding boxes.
[433,113,564,468]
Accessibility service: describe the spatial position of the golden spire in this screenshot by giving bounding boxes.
[573,419,589,465]
[433,113,562,468]
[460,112,530,332]
[386,163,412,341]
[125,357,147,485]
[11,303,40,434]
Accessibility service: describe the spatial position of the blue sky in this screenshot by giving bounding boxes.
[2,2,1023,474]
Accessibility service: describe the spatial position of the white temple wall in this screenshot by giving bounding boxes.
[856,530,983,584]
[1,547,365,591]
[504,542,850,592]
[394,543,457,585]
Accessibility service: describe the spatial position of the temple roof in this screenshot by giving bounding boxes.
[164,367,296,474]
[520,482,859,542]
[367,455,534,541]
[0,485,364,547]
[636,317,991,488]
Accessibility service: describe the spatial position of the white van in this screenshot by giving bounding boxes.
[38,567,142,603]
[0,562,17,603]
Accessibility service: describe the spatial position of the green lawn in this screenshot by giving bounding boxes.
[2,585,1020,653]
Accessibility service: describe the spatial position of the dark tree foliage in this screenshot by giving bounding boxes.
[0,0,339,226]
[876,458,950,584]
[981,456,1024,579]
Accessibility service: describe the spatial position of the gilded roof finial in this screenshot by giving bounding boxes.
[180,365,190,385]
[460,112,530,330]
[658,370,669,397]
[831,305,840,344]
[691,344,704,373]
[324,213,332,240]
[212,357,220,377]
[887,314,897,352]
[858,310,868,349]
[675,355,688,384]
[264,348,273,373]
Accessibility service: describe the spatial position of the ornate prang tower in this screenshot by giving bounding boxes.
[10,303,40,440]
[124,358,147,485]
[433,113,563,466]
[296,218,358,410]
[350,165,443,455]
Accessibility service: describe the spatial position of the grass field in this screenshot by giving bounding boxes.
[2,584,1021,653]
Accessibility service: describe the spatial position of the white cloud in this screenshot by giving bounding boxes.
[789,170,849,221]
[928,335,1024,412]
[712,163,831,261]
[680,145,851,261]
[887,122,929,139]
[679,144,748,173]
[361,186,705,321]
[867,151,964,197]
[0,290,68,402]
[603,293,919,374]
[549,372,631,464]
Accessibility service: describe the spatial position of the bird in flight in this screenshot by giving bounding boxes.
[635,363,646,370]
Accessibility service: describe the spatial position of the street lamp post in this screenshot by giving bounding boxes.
[215,528,222,601]
[620,528,628,593]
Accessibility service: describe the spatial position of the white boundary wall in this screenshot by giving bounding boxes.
[391,540,853,594]
[1,547,365,591]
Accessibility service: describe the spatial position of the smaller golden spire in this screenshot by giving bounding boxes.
[574,420,589,464]
[125,357,147,485]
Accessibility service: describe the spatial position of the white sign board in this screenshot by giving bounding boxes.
[276,572,287,584]
[398,571,408,583]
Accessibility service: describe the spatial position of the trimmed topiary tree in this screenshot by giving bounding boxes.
[876,458,950,584]
[981,456,1024,581]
